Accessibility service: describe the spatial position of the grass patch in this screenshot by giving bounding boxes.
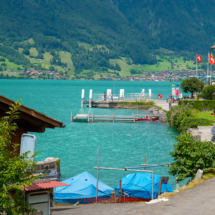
[110,56,196,75]
[29,47,38,57]
[0,56,23,70]
[118,100,155,106]
[59,51,75,73]
[198,111,215,122]
[159,169,215,199]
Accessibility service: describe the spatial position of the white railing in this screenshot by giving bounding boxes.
[92,93,155,101]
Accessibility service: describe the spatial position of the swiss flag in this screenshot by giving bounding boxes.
[197,54,202,62]
[209,54,215,65]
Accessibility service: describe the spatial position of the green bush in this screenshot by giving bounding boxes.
[179,100,215,111]
[199,85,215,100]
[119,100,155,106]
[169,132,215,181]
[167,105,198,132]
[181,117,213,131]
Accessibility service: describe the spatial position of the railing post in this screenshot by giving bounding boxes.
[81,89,85,108]
[89,89,92,108]
[112,113,114,122]
[88,112,90,122]
[149,89,152,100]
[120,89,124,100]
[92,112,94,122]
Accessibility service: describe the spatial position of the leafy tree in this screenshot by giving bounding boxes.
[130,69,137,74]
[169,132,215,181]
[114,63,121,71]
[200,85,215,100]
[49,66,55,71]
[0,101,38,214]
[22,48,30,56]
[0,66,3,71]
[181,78,204,98]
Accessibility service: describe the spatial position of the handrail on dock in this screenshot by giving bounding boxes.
[72,113,165,123]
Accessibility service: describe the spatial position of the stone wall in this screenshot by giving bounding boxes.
[35,157,61,176]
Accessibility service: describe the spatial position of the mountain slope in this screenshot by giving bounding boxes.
[0,0,215,74]
[116,0,215,53]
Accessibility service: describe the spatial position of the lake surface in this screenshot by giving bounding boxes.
[0,80,183,189]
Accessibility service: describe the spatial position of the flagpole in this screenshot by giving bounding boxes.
[207,53,209,85]
[210,54,212,85]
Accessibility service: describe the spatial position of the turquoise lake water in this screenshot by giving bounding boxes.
[0,80,183,189]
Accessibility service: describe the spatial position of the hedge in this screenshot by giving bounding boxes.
[178,100,215,111]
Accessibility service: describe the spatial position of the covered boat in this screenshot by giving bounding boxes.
[54,171,114,204]
[115,172,173,201]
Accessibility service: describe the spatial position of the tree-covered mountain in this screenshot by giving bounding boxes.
[115,0,215,53]
[0,0,215,74]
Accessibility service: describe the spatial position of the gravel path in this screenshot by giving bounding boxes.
[52,177,215,215]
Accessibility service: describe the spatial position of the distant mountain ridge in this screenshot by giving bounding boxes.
[0,0,215,73]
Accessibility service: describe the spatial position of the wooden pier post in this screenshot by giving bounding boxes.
[89,90,92,108]
[71,112,73,122]
[112,113,114,122]
[92,112,94,122]
[120,89,124,100]
[81,89,85,108]
[87,112,90,122]
[158,176,163,196]
[132,113,135,123]
[119,180,122,203]
[149,89,152,99]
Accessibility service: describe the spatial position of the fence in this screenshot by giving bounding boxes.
[92,93,155,101]
[0,211,43,215]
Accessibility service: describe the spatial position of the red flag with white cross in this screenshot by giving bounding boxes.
[197,54,202,62]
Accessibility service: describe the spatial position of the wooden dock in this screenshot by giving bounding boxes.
[72,113,165,123]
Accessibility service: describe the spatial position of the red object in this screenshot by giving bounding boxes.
[175,88,179,96]
[209,54,215,65]
[136,117,159,121]
[197,54,202,62]
[158,94,162,99]
[212,114,215,116]
[25,180,69,191]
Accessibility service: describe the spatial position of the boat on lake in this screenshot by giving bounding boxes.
[54,171,113,204]
[115,172,173,202]
[136,116,159,121]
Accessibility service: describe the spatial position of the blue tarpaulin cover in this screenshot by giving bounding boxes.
[54,171,114,204]
[115,173,173,199]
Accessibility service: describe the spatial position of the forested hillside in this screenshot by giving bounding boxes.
[0,0,215,75]
[115,0,215,53]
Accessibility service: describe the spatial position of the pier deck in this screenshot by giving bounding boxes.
[73,113,165,123]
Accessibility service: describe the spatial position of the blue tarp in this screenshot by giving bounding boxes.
[54,171,114,204]
[115,173,173,199]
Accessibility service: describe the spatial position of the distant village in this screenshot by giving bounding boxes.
[2,68,214,81]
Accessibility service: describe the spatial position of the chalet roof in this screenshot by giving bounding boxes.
[0,94,65,133]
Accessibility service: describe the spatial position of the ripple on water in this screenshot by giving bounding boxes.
[0,80,184,189]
